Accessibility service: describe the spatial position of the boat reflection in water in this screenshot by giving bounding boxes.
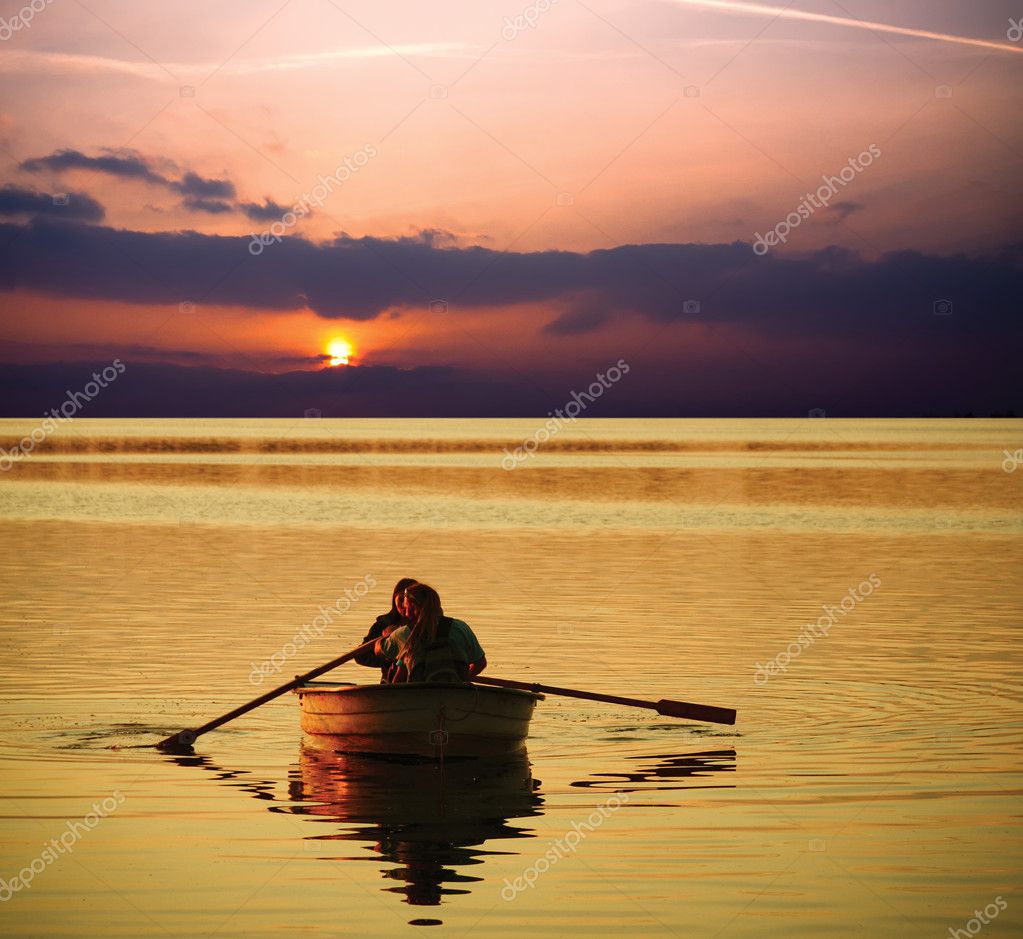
[162,742,735,920]
[570,749,737,794]
[281,735,543,909]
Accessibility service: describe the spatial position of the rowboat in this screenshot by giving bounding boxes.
[293,680,543,757]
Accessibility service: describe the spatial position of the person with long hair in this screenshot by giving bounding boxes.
[374,582,486,683]
[355,577,418,682]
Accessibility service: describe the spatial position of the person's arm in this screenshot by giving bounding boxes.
[374,625,404,661]
[354,621,386,667]
[453,619,486,678]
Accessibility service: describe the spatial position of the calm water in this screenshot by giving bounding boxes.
[0,418,1020,937]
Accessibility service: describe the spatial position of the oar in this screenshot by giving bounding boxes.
[472,675,736,725]
[155,639,377,751]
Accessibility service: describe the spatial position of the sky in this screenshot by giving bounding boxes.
[0,0,1020,416]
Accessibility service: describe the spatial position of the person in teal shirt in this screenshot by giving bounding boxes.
[375,582,486,682]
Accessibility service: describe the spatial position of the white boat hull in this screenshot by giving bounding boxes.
[293,681,542,757]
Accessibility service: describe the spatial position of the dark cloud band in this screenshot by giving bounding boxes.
[0,218,1018,343]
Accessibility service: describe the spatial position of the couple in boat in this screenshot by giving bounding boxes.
[354,579,487,684]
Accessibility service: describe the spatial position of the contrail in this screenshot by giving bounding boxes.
[669,0,1023,54]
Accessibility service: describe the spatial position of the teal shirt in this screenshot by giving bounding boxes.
[379,618,485,673]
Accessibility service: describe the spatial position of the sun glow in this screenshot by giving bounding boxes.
[326,338,353,366]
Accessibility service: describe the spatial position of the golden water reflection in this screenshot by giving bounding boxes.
[288,741,541,910]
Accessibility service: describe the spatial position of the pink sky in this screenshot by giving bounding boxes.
[0,0,1020,406]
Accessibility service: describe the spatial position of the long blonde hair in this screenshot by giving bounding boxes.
[399,583,443,664]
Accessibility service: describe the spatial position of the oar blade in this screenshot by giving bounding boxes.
[656,699,736,725]
[156,730,197,753]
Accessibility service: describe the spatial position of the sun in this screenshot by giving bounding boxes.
[326,338,353,366]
